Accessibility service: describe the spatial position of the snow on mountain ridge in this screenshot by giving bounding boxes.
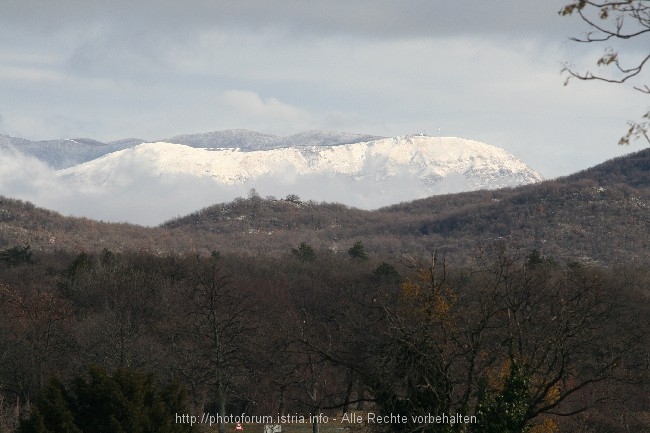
[2,131,543,225]
[164,129,384,151]
[58,135,542,189]
[0,129,384,171]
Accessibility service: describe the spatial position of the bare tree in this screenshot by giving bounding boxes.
[560,1,650,143]
[170,255,255,433]
[0,282,74,403]
[360,247,643,433]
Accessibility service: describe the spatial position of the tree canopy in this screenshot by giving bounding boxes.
[18,367,194,433]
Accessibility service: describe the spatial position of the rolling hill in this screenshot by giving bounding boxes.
[2,131,543,224]
[0,147,648,265]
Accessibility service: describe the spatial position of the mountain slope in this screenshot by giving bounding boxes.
[159,147,650,265]
[59,135,541,185]
[56,135,543,222]
[0,135,135,169]
[1,130,542,225]
[163,129,383,150]
[0,130,382,169]
[1,147,648,265]
[561,146,650,188]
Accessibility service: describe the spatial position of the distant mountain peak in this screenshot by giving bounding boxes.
[2,130,543,224]
[56,134,542,223]
[161,129,384,151]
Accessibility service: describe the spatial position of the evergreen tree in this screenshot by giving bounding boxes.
[372,262,401,284]
[474,361,532,433]
[348,241,368,260]
[0,244,34,266]
[18,377,80,433]
[292,242,316,262]
[18,367,194,433]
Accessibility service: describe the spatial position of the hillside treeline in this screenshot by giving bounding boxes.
[3,147,650,267]
[0,243,648,433]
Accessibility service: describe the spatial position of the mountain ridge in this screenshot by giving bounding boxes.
[52,134,543,222]
[164,129,385,151]
[0,146,647,266]
[0,129,385,169]
[58,135,541,183]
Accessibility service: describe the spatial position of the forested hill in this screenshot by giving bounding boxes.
[1,148,649,264]
[561,146,650,188]
[161,147,650,264]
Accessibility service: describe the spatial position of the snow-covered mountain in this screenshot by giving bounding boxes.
[0,130,382,169]
[1,130,543,225]
[0,134,137,169]
[165,129,384,151]
[59,134,542,188]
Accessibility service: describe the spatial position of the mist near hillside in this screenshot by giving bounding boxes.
[0,148,476,226]
[0,147,233,225]
[1,134,542,226]
[1,146,462,225]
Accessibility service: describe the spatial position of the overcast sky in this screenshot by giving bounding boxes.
[1,0,648,178]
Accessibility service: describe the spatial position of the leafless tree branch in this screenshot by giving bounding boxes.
[561,1,650,144]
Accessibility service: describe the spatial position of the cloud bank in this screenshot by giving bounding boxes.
[0,0,646,182]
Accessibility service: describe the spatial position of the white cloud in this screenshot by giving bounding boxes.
[0,65,64,83]
[222,90,312,125]
[0,146,70,203]
[0,0,645,180]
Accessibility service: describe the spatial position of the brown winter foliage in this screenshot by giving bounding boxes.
[0,149,649,432]
[1,147,649,265]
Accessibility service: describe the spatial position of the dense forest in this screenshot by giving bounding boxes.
[0,244,649,433]
[0,148,650,432]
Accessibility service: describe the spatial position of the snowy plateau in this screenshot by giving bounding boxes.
[1,131,543,225]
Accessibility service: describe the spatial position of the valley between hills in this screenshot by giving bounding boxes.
[1,145,648,265]
[0,141,649,433]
